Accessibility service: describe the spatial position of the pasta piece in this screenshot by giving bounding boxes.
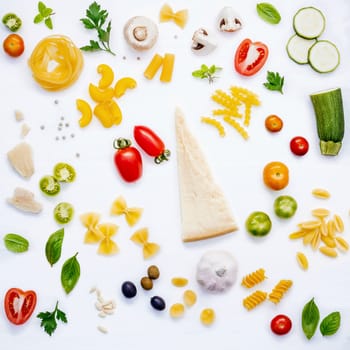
[183,290,197,307]
[289,231,307,239]
[311,231,321,250]
[268,280,293,304]
[201,117,225,137]
[327,220,336,237]
[160,53,175,83]
[312,188,330,199]
[171,277,188,287]
[80,212,103,243]
[333,214,344,233]
[321,235,336,248]
[319,246,338,258]
[298,220,321,230]
[96,223,119,255]
[241,268,266,288]
[223,116,249,140]
[243,290,267,310]
[110,195,143,226]
[311,208,330,218]
[212,108,242,118]
[243,104,252,127]
[130,228,160,259]
[303,231,316,245]
[296,252,308,270]
[230,86,261,106]
[212,90,241,113]
[144,54,164,80]
[335,236,349,251]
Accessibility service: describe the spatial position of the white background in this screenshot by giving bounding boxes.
[1,0,350,349]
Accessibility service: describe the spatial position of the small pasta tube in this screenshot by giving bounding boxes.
[160,53,175,83]
[144,54,164,80]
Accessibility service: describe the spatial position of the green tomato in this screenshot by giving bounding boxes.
[54,202,74,224]
[246,211,272,236]
[39,175,60,196]
[53,162,76,183]
[274,195,298,218]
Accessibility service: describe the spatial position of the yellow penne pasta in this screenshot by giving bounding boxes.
[319,246,338,258]
[296,252,308,270]
[312,188,331,199]
[335,236,349,251]
[311,208,330,218]
[333,214,344,233]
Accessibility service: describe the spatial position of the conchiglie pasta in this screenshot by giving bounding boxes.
[28,35,83,91]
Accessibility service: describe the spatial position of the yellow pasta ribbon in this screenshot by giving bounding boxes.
[110,196,143,227]
[159,4,188,28]
[80,212,103,243]
[97,223,119,255]
[130,228,160,259]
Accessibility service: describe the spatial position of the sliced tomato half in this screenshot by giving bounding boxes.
[4,288,37,325]
[234,38,269,76]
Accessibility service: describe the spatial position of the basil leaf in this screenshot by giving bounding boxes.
[320,311,341,336]
[45,228,64,267]
[302,298,320,339]
[61,253,80,294]
[4,233,29,253]
[256,3,281,24]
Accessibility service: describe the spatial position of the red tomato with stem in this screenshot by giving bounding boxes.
[270,314,292,335]
[3,34,25,57]
[134,125,170,164]
[234,38,268,76]
[113,138,142,182]
[290,136,309,156]
[4,288,37,325]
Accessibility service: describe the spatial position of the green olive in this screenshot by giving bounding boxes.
[147,265,160,280]
[140,276,153,290]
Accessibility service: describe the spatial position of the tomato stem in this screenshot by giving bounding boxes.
[113,138,132,150]
[155,149,171,164]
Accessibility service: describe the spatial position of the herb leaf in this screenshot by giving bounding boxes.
[4,233,29,253]
[256,3,281,24]
[61,253,80,294]
[263,71,284,94]
[302,298,320,340]
[34,1,55,29]
[192,64,222,84]
[45,228,64,267]
[37,301,67,336]
[80,2,115,55]
[320,311,341,336]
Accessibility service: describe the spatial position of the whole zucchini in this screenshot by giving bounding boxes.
[310,87,344,156]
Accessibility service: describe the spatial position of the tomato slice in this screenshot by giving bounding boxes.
[234,38,269,76]
[4,288,37,325]
[54,202,74,224]
[53,162,76,182]
[39,175,61,196]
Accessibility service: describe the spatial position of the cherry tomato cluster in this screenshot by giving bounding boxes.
[113,125,170,183]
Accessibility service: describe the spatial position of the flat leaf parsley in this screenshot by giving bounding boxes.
[263,71,284,94]
[80,2,115,55]
[37,301,67,336]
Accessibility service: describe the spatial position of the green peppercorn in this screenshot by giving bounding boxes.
[147,265,160,280]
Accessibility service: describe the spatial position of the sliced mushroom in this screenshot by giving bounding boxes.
[7,187,42,214]
[191,28,217,55]
[124,16,159,51]
[217,7,243,32]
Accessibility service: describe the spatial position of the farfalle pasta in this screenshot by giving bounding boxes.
[130,228,160,259]
[80,212,103,243]
[110,196,143,227]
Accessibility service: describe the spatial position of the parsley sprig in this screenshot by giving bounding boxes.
[80,2,115,55]
[192,64,222,84]
[33,1,55,29]
[263,71,284,94]
[37,301,67,336]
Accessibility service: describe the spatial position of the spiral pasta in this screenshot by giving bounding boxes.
[243,290,267,310]
[28,35,83,91]
[268,279,293,304]
[241,268,266,288]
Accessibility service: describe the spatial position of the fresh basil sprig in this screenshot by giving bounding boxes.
[320,311,341,336]
[256,3,281,25]
[61,253,80,294]
[302,298,320,339]
[4,233,29,253]
[45,228,64,267]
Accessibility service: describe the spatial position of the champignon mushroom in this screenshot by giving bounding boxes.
[217,7,243,32]
[191,28,217,55]
[124,16,159,51]
[196,250,238,293]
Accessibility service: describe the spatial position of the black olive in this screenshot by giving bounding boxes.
[150,296,166,311]
[121,281,137,298]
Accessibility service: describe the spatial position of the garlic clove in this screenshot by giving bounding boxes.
[217,7,243,32]
[191,28,217,55]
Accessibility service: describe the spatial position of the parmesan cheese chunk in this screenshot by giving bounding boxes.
[175,108,238,242]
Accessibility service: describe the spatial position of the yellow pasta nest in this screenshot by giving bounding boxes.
[28,35,83,91]
[241,268,266,288]
[268,280,293,304]
[243,290,267,310]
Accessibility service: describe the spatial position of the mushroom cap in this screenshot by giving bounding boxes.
[196,250,238,293]
[217,6,243,32]
[123,16,159,51]
[191,28,217,55]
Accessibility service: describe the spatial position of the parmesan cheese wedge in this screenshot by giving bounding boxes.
[175,108,238,242]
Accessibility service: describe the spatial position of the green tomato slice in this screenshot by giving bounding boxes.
[246,211,272,236]
[54,202,74,224]
[39,175,61,196]
[53,162,76,183]
[274,195,298,218]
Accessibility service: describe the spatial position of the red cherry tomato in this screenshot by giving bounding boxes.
[290,136,309,156]
[4,288,37,325]
[134,125,170,164]
[113,138,142,182]
[234,38,269,76]
[270,314,292,335]
[3,34,25,57]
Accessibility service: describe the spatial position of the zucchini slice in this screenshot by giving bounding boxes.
[293,7,326,39]
[308,40,340,73]
[286,34,316,64]
[310,88,344,156]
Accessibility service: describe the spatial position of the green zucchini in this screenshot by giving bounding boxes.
[310,88,344,156]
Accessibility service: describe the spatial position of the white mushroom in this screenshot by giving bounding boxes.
[191,28,217,55]
[196,250,238,293]
[124,16,159,51]
[217,7,243,32]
